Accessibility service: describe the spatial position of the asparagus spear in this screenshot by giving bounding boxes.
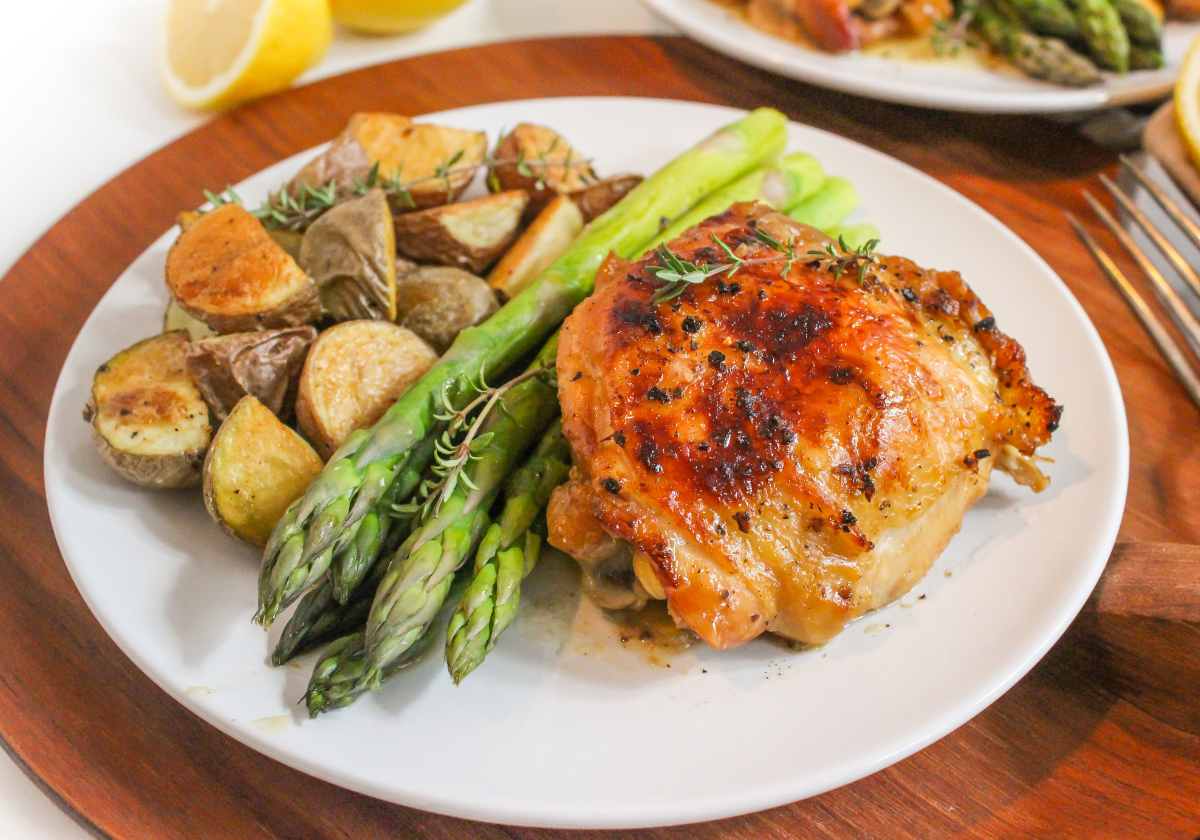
[827,223,882,251]
[1003,0,1081,37]
[445,418,571,684]
[1110,0,1161,46]
[787,176,859,232]
[254,109,788,628]
[652,152,826,246]
[304,629,436,716]
[1063,0,1130,72]
[272,576,370,666]
[974,1,1103,85]
[1128,43,1164,69]
[361,335,563,687]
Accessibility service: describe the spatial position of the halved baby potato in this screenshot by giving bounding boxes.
[84,331,212,489]
[184,326,317,422]
[295,320,439,459]
[491,124,597,218]
[395,267,499,353]
[203,395,324,546]
[166,203,321,334]
[487,195,582,302]
[298,188,397,321]
[288,113,488,212]
[393,190,528,274]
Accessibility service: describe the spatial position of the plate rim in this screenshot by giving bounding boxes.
[43,95,1130,828]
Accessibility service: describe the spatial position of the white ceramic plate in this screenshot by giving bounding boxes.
[643,0,1199,113]
[45,97,1127,829]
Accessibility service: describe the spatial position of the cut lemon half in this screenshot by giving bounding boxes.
[158,0,333,111]
[1174,33,1200,171]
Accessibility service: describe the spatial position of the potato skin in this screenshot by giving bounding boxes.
[569,173,644,222]
[395,267,499,353]
[295,320,438,459]
[203,395,324,546]
[184,326,317,422]
[392,190,527,274]
[299,188,397,321]
[491,124,598,219]
[86,331,212,489]
[166,203,321,334]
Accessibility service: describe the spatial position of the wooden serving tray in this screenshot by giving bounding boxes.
[4,36,1199,839]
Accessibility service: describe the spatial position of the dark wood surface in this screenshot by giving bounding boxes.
[2,35,1198,839]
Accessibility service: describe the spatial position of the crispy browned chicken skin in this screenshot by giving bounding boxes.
[549,203,1060,649]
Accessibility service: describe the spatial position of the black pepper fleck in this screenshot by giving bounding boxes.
[708,350,726,370]
[681,316,702,333]
[602,478,621,494]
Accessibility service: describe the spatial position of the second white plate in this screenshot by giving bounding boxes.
[45,97,1127,828]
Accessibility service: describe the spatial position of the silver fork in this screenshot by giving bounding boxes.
[1067,156,1200,409]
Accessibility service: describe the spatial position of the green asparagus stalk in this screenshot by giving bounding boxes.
[255,109,788,628]
[1003,0,1081,37]
[827,223,882,251]
[1063,0,1130,72]
[1128,42,1164,69]
[974,1,1103,85]
[787,176,859,232]
[304,629,435,716]
[1110,0,1161,46]
[651,152,826,246]
[445,418,571,684]
[361,336,563,687]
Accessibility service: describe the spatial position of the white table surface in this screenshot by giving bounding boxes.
[0,2,671,836]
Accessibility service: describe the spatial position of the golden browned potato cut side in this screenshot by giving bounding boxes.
[84,331,212,489]
[491,124,598,218]
[393,190,528,274]
[203,396,324,546]
[487,194,583,301]
[166,203,321,334]
[295,320,439,459]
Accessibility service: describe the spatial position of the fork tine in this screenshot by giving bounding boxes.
[1118,154,1200,256]
[1066,212,1200,410]
[1098,173,1200,302]
[1083,190,1200,361]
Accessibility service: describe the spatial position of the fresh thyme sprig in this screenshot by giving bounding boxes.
[645,230,880,303]
[395,360,558,522]
[806,235,881,285]
[203,144,596,231]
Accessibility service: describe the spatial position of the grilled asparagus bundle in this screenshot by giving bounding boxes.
[962,0,1163,85]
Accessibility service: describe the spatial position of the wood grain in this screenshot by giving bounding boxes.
[3,36,1199,839]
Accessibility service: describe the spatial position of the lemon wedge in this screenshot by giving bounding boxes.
[330,0,470,33]
[1174,33,1200,171]
[158,0,332,110]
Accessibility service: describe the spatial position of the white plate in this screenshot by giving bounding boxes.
[644,0,1199,113]
[44,97,1127,829]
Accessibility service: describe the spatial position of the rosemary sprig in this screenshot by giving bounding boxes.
[806,235,881,285]
[395,360,558,522]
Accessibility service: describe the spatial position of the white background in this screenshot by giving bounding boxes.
[0,2,670,836]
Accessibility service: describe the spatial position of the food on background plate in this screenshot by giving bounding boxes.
[203,396,325,546]
[85,331,212,489]
[717,0,1168,86]
[550,203,1060,648]
[394,267,500,353]
[295,321,439,460]
[167,203,321,333]
[184,326,317,421]
[392,190,529,273]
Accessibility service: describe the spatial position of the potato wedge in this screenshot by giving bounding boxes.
[185,326,317,422]
[491,124,598,218]
[289,113,487,212]
[299,188,397,321]
[395,267,500,353]
[569,173,644,222]
[487,195,583,302]
[296,321,438,459]
[393,190,527,274]
[166,203,321,334]
[203,396,324,546]
[84,331,211,489]
[164,299,217,340]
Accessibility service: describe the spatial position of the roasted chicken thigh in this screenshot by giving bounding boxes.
[549,203,1060,648]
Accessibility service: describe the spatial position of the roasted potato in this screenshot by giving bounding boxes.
[185,326,317,422]
[166,203,321,334]
[84,331,212,489]
[288,113,488,211]
[296,321,438,459]
[299,188,397,321]
[395,267,500,353]
[487,195,582,301]
[164,299,217,340]
[491,124,598,218]
[203,395,324,546]
[392,190,527,274]
[569,173,644,222]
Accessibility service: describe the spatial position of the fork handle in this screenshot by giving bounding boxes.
[1095,542,1200,622]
